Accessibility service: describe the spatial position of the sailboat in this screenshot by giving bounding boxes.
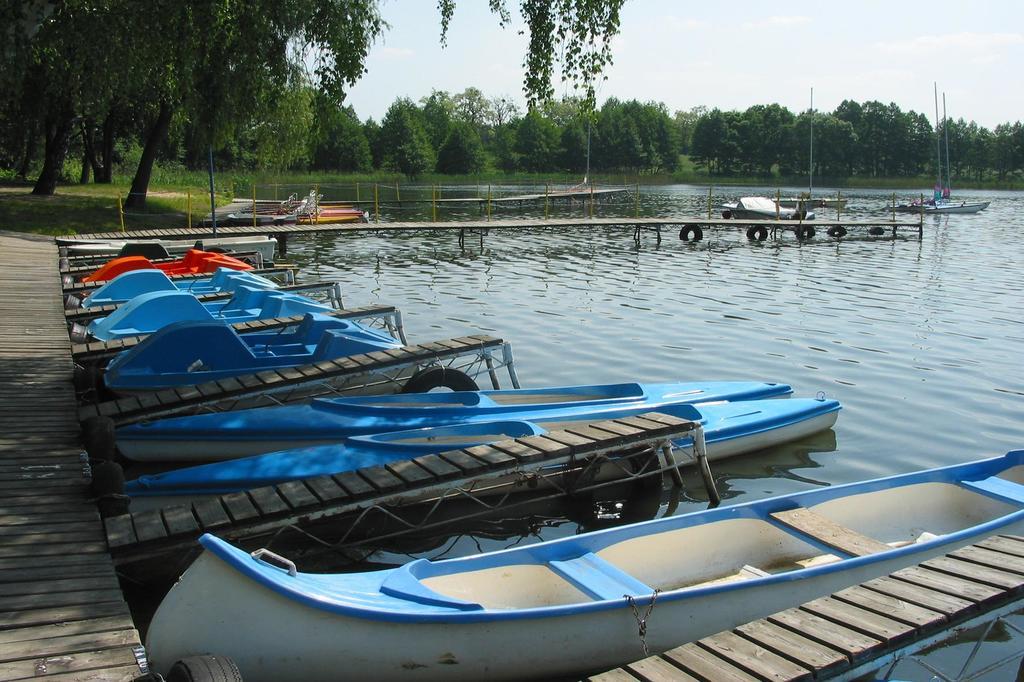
[778,88,847,211]
[896,85,988,215]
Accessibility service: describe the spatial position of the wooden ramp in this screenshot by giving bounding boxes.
[0,233,145,681]
[587,534,1024,682]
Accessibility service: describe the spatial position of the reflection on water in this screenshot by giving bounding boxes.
[277,184,1024,674]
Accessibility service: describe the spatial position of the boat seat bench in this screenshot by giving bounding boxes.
[769,507,891,557]
[961,476,1024,505]
[548,552,654,601]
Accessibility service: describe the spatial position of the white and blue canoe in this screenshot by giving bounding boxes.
[146,450,1024,681]
[124,397,840,509]
[78,268,279,309]
[116,381,796,462]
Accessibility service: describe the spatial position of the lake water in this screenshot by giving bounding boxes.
[284,184,1024,679]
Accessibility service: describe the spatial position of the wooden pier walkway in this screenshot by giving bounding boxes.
[588,534,1024,681]
[0,233,145,681]
[63,214,923,245]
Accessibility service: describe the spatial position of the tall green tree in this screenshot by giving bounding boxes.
[380,98,434,179]
[514,109,559,171]
[436,121,485,174]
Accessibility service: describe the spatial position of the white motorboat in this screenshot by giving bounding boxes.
[720,196,815,220]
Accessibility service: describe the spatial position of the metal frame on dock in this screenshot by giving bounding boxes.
[78,334,520,426]
[62,265,297,296]
[103,412,697,567]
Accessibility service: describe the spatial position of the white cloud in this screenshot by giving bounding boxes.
[873,31,1023,55]
[740,16,812,30]
[664,16,709,31]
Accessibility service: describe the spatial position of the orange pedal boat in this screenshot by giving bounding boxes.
[82,249,253,283]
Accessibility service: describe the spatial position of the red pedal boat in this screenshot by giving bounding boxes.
[82,249,253,283]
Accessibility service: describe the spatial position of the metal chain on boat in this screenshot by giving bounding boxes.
[625,589,660,656]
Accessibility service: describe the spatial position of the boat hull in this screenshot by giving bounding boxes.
[116,381,794,462]
[146,452,1024,681]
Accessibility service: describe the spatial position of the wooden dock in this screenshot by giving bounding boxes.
[0,233,146,681]
[62,214,923,246]
[588,534,1024,681]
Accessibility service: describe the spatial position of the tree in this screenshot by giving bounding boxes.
[514,109,559,171]
[380,98,434,179]
[311,98,372,172]
[420,90,455,150]
[436,121,485,174]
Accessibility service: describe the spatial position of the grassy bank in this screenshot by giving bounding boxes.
[1,165,1018,235]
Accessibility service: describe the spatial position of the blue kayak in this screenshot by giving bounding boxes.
[116,381,795,462]
[85,286,333,342]
[103,313,402,392]
[81,268,279,309]
[124,397,840,506]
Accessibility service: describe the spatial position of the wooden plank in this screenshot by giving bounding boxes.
[698,631,812,681]
[386,459,435,485]
[129,509,167,543]
[768,607,882,662]
[892,565,1006,603]
[220,492,260,522]
[949,545,1024,575]
[191,498,231,529]
[921,555,1024,590]
[161,505,200,537]
[976,535,1024,559]
[0,600,130,631]
[304,476,350,503]
[358,466,405,493]
[861,576,975,616]
[0,589,128,614]
[588,669,641,682]
[0,644,139,679]
[734,619,848,676]
[462,444,517,468]
[436,449,489,474]
[625,655,699,682]
[488,439,547,464]
[0,563,115,584]
[832,584,946,628]
[276,481,319,509]
[800,596,916,645]
[0,614,134,645]
[410,454,462,480]
[769,507,890,557]
[0,574,120,597]
[332,471,376,498]
[662,643,759,682]
[247,486,289,516]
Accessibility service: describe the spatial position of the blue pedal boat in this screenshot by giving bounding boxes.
[84,286,334,342]
[80,268,279,309]
[123,397,841,506]
[103,313,402,392]
[116,380,796,462]
[145,450,1024,681]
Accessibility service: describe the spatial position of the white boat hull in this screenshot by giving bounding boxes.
[146,481,1024,680]
[59,236,278,261]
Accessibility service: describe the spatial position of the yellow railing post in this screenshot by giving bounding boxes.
[486,184,492,221]
[395,181,400,202]
[635,182,640,218]
[891,192,896,222]
[776,189,781,220]
[252,184,257,228]
[707,186,713,220]
[589,183,595,218]
[836,190,842,221]
[187,189,192,230]
[432,185,437,222]
[355,181,360,202]
[117,193,126,232]
[544,183,549,219]
[374,184,380,223]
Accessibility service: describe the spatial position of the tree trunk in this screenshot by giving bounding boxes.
[17,126,37,180]
[97,113,115,183]
[31,113,75,196]
[125,102,172,210]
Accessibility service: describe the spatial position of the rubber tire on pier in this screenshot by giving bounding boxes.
[796,226,816,240]
[746,226,768,242]
[721,210,733,219]
[678,225,704,242]
[401,367,479,394]
[869,226,885,236]
[81,416,117,461]
[827,226,847,238]
[91,460,129,518]
[167,655,243,682]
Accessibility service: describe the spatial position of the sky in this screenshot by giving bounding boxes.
[341,0,1024,129]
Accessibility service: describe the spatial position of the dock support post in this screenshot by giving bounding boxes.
[836,190,841,221]
[891,192,896,222]
[186,189,192,230]
[252,184,257,229]
[117,193,125,233]
[635,182,640,217]
[356,181,360,202]
[919,193,924,237]
[589,183,595,218]
[487,184,491,221]
[395,181,400,203]
[707,186,713,220]
[545,183,549,219]
[693,426,720,507]
[374,184,379,223]
[776,189,781,220]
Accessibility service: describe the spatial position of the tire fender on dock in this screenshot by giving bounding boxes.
[401,367,479,393]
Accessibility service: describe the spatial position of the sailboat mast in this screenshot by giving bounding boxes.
[943,92,951,194]
[933,82,942,191]
[808,87,814,196]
